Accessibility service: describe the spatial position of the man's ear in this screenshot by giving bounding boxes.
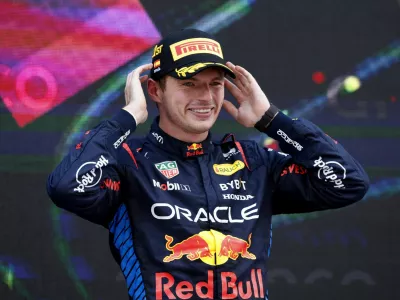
[147,78,162,105]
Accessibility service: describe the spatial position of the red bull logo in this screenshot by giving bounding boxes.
[219,233,256,260]
[163,230,255,266]
[187,143,202,151]
[186,149,204,157]
[164,234,213,262]
[156,269,265,299]
[186,143,204,157]
[159,231,262,299]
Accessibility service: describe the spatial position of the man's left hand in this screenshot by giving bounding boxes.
[222,62,271,127]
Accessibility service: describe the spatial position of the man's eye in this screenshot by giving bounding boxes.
[211,82,222,86]
[183,82,194,87]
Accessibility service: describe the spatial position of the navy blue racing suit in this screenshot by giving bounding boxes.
[47,109,369,300]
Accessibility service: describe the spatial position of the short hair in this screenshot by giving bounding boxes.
[157,76,167,91]
[154,76,167,110]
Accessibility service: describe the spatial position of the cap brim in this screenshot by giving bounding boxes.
[169,62,236,79]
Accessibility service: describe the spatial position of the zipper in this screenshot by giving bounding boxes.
[196,154,219,299]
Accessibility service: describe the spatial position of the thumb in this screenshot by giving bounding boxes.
[222,100,238,120]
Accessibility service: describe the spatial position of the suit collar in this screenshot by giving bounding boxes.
[146,116,213,158]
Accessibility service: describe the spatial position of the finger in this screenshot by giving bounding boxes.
[226,62,247,90]
[137,63,153,72]
[125,72,132,104]
[139,75,149,83]
[226,61,236,71]
[126,71,134,87]
[141,63,154,71]
[233,69,249,91]
[226,62,239,81]
[224,78,244,103]
[222,100,239,120]
[126,72,133,90]
[130,65,151,88]
[133,63,153,78]
[235,65,254,83]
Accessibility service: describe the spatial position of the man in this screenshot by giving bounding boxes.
[47,29,369,300]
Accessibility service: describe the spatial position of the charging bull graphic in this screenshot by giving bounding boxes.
[218,233,256,260]
[163,230,256,265]
[163,234,213,262]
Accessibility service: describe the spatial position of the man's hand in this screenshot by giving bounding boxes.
[123,63,153,125]
[222,62,271,127]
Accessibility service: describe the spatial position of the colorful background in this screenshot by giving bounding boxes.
[0,0,399,299]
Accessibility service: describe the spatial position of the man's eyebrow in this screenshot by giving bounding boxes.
[211,75,225,81]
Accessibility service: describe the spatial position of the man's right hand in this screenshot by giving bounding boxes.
[123,63,153,125]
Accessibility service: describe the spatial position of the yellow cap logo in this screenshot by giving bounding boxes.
[213,160,245,176]
[152,44,163,57]
[170,38,223,61]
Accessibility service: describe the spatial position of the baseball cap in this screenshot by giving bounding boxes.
[150,28,235,80]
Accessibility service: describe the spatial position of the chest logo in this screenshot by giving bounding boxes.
[213,160,245,176]
[155,161,179,179]
[163,230,255,265]
[186,142,204,157]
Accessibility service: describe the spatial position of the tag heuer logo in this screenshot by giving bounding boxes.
[155,161,179,179]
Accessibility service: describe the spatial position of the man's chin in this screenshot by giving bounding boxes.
[184,111,218,133]
[186,119,215,134]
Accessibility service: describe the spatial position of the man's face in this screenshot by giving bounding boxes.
[157,67,225,135]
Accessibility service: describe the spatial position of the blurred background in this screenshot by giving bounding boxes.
[0,0,399,299]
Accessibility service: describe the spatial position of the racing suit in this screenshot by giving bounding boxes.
[47,109,369,300]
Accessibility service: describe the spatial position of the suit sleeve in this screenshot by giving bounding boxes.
[46,110,136,226]
[258,112,370,215]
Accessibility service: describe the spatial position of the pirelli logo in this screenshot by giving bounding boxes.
[170,38,223,61]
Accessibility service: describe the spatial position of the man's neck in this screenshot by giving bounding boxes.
[159,117,208,143]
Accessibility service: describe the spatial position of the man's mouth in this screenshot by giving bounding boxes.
[188,108,214,114]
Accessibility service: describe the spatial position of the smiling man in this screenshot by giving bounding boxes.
[47,29,369,300]
[150,67,225,141]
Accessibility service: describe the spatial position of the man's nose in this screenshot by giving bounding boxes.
[197,85,213,102]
